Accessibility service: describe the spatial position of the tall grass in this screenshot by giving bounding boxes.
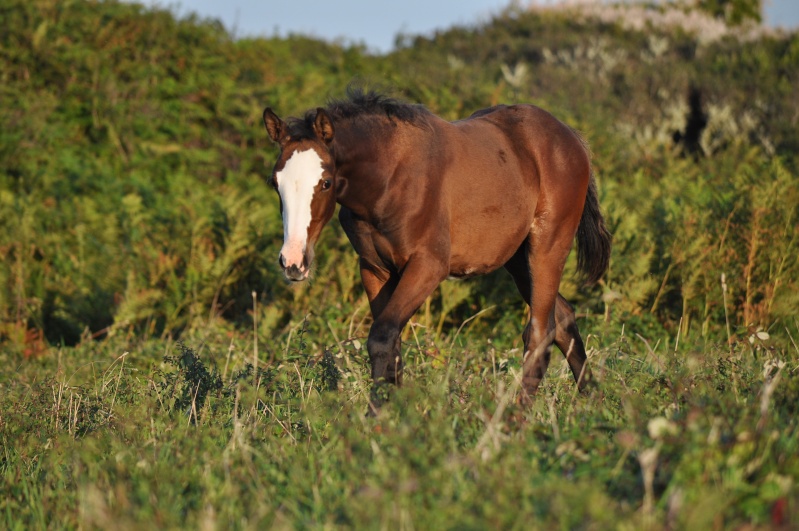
[1,319,796,528]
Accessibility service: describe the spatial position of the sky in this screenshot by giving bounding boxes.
[133,1,799,54]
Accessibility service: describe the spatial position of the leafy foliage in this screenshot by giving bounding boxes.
[1,0,797,348]
[692,0,763,25]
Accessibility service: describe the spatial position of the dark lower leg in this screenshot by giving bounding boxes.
[367,321,403,400]
[519,312,556,403]
[363,256,447,409]
[554,295,592,390]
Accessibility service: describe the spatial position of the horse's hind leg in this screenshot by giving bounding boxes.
[553,296,592,391]
[504,251,591,392]
[517,207,584,403]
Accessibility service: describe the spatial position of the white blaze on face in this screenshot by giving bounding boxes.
[276,149,325,271]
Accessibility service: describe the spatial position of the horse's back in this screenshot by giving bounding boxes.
[462,104,587,161]
[453,104,591,208]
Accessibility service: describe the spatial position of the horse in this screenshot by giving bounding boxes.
[262,88,611,407]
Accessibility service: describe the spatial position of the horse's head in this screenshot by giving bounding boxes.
[263,107,337,282]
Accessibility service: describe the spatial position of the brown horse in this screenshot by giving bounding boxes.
[263,89,611,406]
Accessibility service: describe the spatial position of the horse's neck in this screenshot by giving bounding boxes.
[334,117,389,162]
[333,121,399,215]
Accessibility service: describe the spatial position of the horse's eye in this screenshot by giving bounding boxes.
[321,179,332,191]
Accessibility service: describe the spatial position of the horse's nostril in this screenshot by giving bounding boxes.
[284,264,305,282]
[278,254,286,269]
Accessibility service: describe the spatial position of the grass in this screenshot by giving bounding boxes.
[2,313,797,529]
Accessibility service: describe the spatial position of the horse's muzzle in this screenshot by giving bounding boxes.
[284,264,307,282]
[279,253,309,282]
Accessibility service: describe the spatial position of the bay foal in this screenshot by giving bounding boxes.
[263,89,610,406]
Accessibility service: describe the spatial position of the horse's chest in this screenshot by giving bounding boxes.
[341,214,404,270]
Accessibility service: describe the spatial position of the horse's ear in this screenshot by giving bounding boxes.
[263,107,287,144]
[313,108,334,144]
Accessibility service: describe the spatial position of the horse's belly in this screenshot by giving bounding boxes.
[445,151,536,277]
[448,218,530,277]
[447,262,493,279]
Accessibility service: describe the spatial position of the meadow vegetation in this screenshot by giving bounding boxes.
[1,0,797,528]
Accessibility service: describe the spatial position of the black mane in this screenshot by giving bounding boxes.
[285,87,430,139]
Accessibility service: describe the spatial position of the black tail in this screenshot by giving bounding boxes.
[576,171,611,285]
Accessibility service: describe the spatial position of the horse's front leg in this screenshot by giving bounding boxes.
[365,255,447,407]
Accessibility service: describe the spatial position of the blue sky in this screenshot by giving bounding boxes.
[134,1,799,54]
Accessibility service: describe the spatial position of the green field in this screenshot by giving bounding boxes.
[2,0,798,528]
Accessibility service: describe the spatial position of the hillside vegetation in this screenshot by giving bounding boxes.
[1,0,797,528]
[1,0,797,346]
